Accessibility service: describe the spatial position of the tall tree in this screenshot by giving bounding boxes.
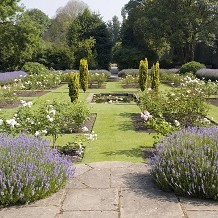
[25,9,51,36]
[119,0,218,67]
[68,9,112,69]
[0,13,42,71]
[0,0,21,22]
[44,0,88,44]
[107,16,121,46]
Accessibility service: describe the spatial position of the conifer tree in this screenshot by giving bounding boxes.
[139,58,148,91]
[79,59,89,92]
[68,72,79,102]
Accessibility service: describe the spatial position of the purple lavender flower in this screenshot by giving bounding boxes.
[0,71,27,83]
[150,126,218,200]
[0,133,75,206]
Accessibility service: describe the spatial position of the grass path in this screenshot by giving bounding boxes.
[77,81,156,163]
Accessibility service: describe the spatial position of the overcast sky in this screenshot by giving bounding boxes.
[20,0,129,22]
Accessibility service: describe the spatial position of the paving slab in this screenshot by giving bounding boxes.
[75,168,111,188]
[29,189,65,207]
[87,161,133,169]
[62,188,118,211]
[0,206,58,218]
[59,210,119,218]
[110,167,153,189]
[0,161,216,218]
[186,211,218,218]
[179,197,218,211]
[120,188,184,218]
[74,164,93,177]
[65,177,89,189]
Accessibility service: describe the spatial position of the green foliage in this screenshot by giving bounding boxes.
[150,127,218,200]
[68,9,112,69]
[22,62,48,75]
[75,37,97,69]
[0,14,42,71]
[79,59,89,92]
[0,0,22,22]
[68,72,80,102]
[138,85,209,137]
[44,0,88,44]
[0,85,18,103]
[180,61,206,74]
[39,44,75,70]
[118,69,139,78]
[0,100,90,146]
[159,70,182,86]
[113,46,146,69]
[139,58,148,91]
[20,71,61,90]
[121,75,139,87]
[25,9,51,36]
[120,0,218,66]
[151,62,160,93]
[88,72,107,88]
[107,16,121,46]
[0,134,74,207]
[150,64,155,90]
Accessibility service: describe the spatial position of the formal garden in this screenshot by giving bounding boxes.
[1,0,218,212]
[0,58,218,207]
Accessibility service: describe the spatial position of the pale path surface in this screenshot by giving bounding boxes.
[0,162,218,218]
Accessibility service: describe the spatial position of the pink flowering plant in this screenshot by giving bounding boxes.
[138,86,209,137]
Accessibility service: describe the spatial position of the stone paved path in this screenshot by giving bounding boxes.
[0,162,218,218]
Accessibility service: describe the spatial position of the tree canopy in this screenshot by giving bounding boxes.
[1,0,218,71]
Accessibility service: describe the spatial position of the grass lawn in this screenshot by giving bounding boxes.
[56,82,156,163]
[1,80,217,164]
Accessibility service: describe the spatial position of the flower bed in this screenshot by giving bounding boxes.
[150,127,218,200]
[0,134,75,207]
[91,93,137,104]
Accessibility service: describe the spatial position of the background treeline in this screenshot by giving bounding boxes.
[0,0,218,72]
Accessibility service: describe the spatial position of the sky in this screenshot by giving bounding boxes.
[19,0,130,22]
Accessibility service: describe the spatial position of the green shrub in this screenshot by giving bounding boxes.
[151,62,160,93]
[0,134,74,207]
[21,72,61,90]
[179,61,205,74]
[150,127,218,200]
[118,69,139,78]
[22,62,49,75]
[0,100,90,146]
[89,70,111,78]
[68,72,80,103]
[79,59,89,92]
[139,58,148,91]
[159,70,182,87]
[88,72,107,88]
[121,75,139,87]
[195,69,218,81]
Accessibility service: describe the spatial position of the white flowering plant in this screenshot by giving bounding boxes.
[138,86,210,139]
[0,85,18,102]
[0,100,90,146]
[20,72,61,90]
[88,72,107,88]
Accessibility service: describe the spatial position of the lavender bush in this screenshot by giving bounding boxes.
[0,71,26,84]
[0,134,75,207]
[196,68,218,81]
[150,127,218,200]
